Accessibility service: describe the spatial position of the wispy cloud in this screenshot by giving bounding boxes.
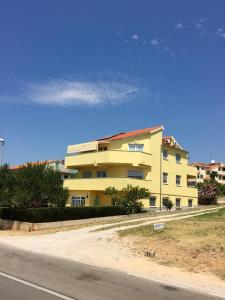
[150,39,159,46]
[17,78,141,106]
[174,23,183,30]
[216,28,225,38]
[194,18,207,36]
[132,34,139,40]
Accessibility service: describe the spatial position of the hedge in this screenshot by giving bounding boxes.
[0,206,125,223]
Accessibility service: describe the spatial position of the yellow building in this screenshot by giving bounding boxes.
[64,125,198,210]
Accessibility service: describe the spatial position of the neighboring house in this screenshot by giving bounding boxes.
[192,161,225,184]
[10,160,76,180]
[64,125,198,209]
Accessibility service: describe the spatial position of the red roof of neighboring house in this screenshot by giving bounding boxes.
[192,162,210,168]
[10,160,64,170]
[97,125,163,142]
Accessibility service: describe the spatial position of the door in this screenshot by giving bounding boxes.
[176,198,181,208]
[188,199,193,208]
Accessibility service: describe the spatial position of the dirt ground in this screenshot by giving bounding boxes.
[1,207,225,298]
[118,208,225,279]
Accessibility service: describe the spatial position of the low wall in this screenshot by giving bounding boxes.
[0,214,128,232]
[0,205,208,232]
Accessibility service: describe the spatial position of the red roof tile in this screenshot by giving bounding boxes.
[97,125,163,142]
[10,160,64,170]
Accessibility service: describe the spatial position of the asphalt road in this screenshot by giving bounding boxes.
[0,242,221,300]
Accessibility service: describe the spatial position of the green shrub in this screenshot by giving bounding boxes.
[0,206,125,223]
[162,198,174,210]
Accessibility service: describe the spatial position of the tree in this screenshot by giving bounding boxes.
[162,198,174,210]
[0,164,16,207]
[0,163,69,208]
[105,184,150,214]
[197,181,219,205]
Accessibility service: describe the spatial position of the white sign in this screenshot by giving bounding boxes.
[153,223,165,231]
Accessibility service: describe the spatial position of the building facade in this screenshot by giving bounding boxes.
[192,161,225,185]
[64,125,198,209]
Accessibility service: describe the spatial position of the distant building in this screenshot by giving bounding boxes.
[192,161,225,184]
[10,160,77,180]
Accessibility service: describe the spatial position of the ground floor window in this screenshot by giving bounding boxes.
[72,196,85,207]
[176,198,181,208]
[188,199,193,207]
[149,197,156,207]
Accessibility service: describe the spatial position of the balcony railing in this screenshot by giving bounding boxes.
[64,176,151,191]
[65,150,152,168]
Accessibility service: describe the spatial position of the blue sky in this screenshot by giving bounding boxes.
[0,0,225,165]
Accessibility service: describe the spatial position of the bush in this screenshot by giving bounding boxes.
[162,198,174,210]
[0,206,125,223]
[105,185,150,214]
[198,197,217,205]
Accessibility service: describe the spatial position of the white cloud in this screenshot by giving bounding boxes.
[19,79,140,106]
[132,34,139,40]
[195,23,202,29]
[221,33,225,38]
[151,39,159,46]
[216,28,223,34]
[174,23,183,30]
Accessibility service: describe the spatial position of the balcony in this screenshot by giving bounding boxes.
[65,150,152,168]
[187,165,197,177]
[64,177,151,191]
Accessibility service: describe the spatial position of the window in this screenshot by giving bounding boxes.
[128,170,143,179]
[188,199,193,208]
[163,172,168,184]
[176,153,181,163]
[83,171,92,178]
[149,197,156,207]
[96,170,106,178]
[176,198,181,208]
[200,174,203,179]
[163,149,168,160]
[128,144,144,152]
[176,175,181,186]
[197,166,200,170]
[99,146,107,151]
[72,196,85,207]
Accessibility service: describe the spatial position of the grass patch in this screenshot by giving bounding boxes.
[118,207,225,279]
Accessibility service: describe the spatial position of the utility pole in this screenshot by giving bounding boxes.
[159,144,162,211]
[0,138,5,166]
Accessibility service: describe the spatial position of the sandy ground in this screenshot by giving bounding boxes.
[1,208,225,298]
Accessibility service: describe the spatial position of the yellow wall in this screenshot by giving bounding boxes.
[64,129,198,209]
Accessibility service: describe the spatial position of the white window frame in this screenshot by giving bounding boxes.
[128,144,144,152]
[72,196,85,207]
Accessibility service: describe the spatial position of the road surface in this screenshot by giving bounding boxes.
[0,242,221,300]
